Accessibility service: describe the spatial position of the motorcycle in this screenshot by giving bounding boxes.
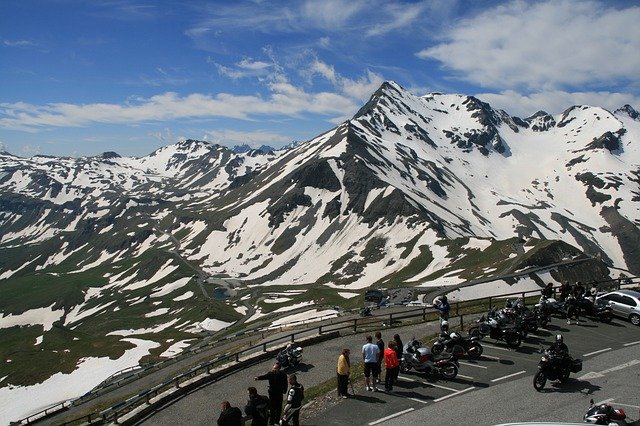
[360,306,373,317]
[584,399,629,425]
[431,331,483,359]
[576,297,613,323]
[468,310,523,348]
[533,348,582,391]
[276,345,303,368]
[400,339,459,379]
[535,296,567,319]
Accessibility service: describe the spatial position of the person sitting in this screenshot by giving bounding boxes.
[548,334,571,370]
[433,295,450,320]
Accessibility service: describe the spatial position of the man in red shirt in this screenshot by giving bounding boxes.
[383,341,400,391]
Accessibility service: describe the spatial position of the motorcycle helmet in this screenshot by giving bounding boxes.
[555,334,563,343]
[440,320,449,333]
[450,332,461,340]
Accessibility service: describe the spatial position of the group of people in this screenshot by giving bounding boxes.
[541,280,599,325]
[217,364,304,426]
[336,331,405,397]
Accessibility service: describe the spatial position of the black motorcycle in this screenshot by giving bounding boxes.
[359,306,373,317]
[468,310,523,348]
[276,345,303,368]
[431,332,483,359]
[533,349,581,391]
[576,297,613,323]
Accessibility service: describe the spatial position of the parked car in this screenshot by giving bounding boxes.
[596,290,640,326]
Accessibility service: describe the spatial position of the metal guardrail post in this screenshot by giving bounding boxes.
[459,314,464,331]
[353,319,357,332]
[489,296,493,309]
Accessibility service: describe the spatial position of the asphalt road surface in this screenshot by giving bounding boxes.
[305,319,640,426]
[138,313,639,425]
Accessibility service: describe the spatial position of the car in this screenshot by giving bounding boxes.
[596,289,640,326]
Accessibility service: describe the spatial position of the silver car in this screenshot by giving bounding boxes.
[596,290,640,326]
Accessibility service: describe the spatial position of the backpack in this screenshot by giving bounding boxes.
[256,395,269,420]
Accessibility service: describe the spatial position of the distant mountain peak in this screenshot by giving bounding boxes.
[615,104,639,120]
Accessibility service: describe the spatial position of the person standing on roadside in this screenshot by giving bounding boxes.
[244,387,270,426]
[255,363,288,425]
[217,400,242,426]
[559,281,571,301]
[336,348,351,398]
[393,334,403,361]
[362,335,380,392]
[375,331,384,383]
[281,374,304,426]
[384,341,400,392]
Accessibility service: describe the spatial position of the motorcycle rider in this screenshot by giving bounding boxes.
[548,334,570,370]
[255,363,288,426]
[439,320,449,339]
[559,281,571,301]
[433,295,450,320]
[541,282,554,299]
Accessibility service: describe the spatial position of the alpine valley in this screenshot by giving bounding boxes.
[1,82,639,420]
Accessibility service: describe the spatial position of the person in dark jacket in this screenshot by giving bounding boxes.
[245,387,270,426]
[393,334,403,361]
[375,331,384,383]
[217,400,242,426]
[281,374,304,426]
[541,282,554,298]
[255,363,288,425]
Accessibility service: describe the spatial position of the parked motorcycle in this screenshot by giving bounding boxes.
[576,298,613,323]
[584,399,629,425]
[431,331,483,359]
[400,339,459,379]
[468,310,523,348]
[535,296,567,319]
[533,349,582,391]
[359,306,373,317]
[276,344,303,368]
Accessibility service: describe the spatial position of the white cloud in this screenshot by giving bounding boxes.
[365,3,426,37]
[2,39,36,47]
[212,57,276,80]
[476,89,640,118]
[417,0,640,91]
[0,85,358,131]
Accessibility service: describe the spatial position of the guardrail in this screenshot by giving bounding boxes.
[18,276,638,425]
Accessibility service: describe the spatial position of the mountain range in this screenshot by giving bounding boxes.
[1,81,639,412]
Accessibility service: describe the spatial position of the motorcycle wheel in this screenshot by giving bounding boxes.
[467,342,483,359]
[469,328,481,338]
[560,368,570,383]
[505,333,522,348]
[431,343,444,356]
[538,316,549,328]
[439,362,458,380]
[533,371,546,391]
[599,313,612,324]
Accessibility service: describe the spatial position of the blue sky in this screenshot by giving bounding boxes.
[1,0,639,158]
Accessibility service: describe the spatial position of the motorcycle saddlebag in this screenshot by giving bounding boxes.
[571,359,582,373]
